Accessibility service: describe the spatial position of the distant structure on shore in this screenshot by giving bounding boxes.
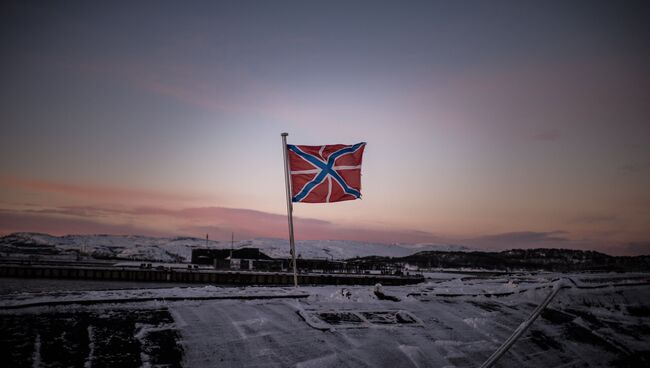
[191,248,281,271]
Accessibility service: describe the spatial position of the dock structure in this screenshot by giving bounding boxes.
[0,264,424,286]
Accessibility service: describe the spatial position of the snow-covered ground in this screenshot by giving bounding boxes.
[1,232,474,262]
[1,271,648,367]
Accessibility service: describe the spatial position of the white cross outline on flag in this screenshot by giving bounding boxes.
[288,143,365,202]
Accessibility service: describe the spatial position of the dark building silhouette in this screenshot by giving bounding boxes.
[191,248,282,271]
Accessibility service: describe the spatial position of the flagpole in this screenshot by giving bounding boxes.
[281,132,298,287]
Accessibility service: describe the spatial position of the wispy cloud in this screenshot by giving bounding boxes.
[619,162,650,175]
[72,59,242,113]
[0,209,168,237]
[0,176,201,203]
[530,129,560,141]
[0,204,442,244]
[569,214,619,225]
[69,57,369,134]
[463,231,570,249]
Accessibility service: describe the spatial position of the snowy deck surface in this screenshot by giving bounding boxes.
[1,272,649,367]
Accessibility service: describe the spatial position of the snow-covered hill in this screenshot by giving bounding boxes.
[240,238,473,259]
[0,233,473,262]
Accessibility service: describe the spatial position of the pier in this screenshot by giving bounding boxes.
[0,264,424,286]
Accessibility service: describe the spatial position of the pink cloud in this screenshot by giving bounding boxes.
[73,58,261,114]
[130,206,441,243]
[0,209,169,237]
[0,204,442,244]
[0,176,200,203]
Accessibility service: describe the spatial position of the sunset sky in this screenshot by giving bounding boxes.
[1,1,648,255]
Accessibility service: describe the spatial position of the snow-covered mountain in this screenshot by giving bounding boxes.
[241,238,473,259]
[0,233,473,262]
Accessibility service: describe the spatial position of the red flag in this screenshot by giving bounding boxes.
[287,142,366,203]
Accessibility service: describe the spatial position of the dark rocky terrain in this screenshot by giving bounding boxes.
[350,248,650,272]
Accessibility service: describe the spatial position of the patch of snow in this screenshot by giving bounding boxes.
[84,326,94,368]
[2,272,649,367]
[32,333,42,368]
